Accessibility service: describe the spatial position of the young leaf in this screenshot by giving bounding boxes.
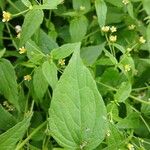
[48,50,107,149]
[51,42,81,59]
[33,66,49,101]
[0,112,33,150]
[20,9,44,46]
[42,61,58,89]
[0,59,19,110]
[69,15,88,42]
[114,81,132,103]
[95,0,107,27]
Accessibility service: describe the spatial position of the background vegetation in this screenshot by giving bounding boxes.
[0,0,150,149]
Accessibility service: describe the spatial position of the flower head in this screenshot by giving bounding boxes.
[109,35,117,42]
[139,36,146,44]
[124,64,131,72]
[24,75,32,81]
[110,26,117,33]
[122,0,129,5]
[128,24,136,30]
[19,46,26,54]
[101,26,110,32]
[58,59,65,66]
[2,11,12,22]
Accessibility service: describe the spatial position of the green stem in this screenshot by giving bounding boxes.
[13,9,30,17]
[15,121,47,150]
[5,23,18,49]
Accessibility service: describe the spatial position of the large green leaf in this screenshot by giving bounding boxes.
[0,112,32,150]
[0,59,19,110]
[95,0,107,27]
[20,9,44,46]
[51,42,81,59]
[69,15,88,42]
[48,50,107,149]
[42,61,58,89]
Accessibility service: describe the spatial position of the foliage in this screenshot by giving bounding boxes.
[0,0,150,149]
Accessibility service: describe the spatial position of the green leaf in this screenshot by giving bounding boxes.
[81,43,105,66]
[105,0,123,7]
[0,59,19,110]
[72,0,91,11]
[0,112,33,150]
[105,123,125,149]
[33,66,48,101]
[20,9,44,46]
[142,0,150,15]
[48,50,107,149]
[0,105,17,131]
[25,40,45,64]
[69,15,88,42]
[0,49,6,58]
[42,61,58,89]
[37,30,58,53]
[127,2,134,19]
[21,0,32,7]
[114,81,132,102]
[51,42,81,59]
[95,0,107,27]
[35,0,63,9]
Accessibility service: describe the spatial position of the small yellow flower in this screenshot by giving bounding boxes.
[24,75,32,81]
[109,35,117,42]
[128,24,136,30]
[127,143,134,150]
[19,46,26,54]
[110,26,117,33]
[139,36,146,44]
[124,64,131,72]
[122,0,129,5]
[80,5,85,11]
[2,11,12,22]
[101,26,110,32]
[58,59,65,66]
